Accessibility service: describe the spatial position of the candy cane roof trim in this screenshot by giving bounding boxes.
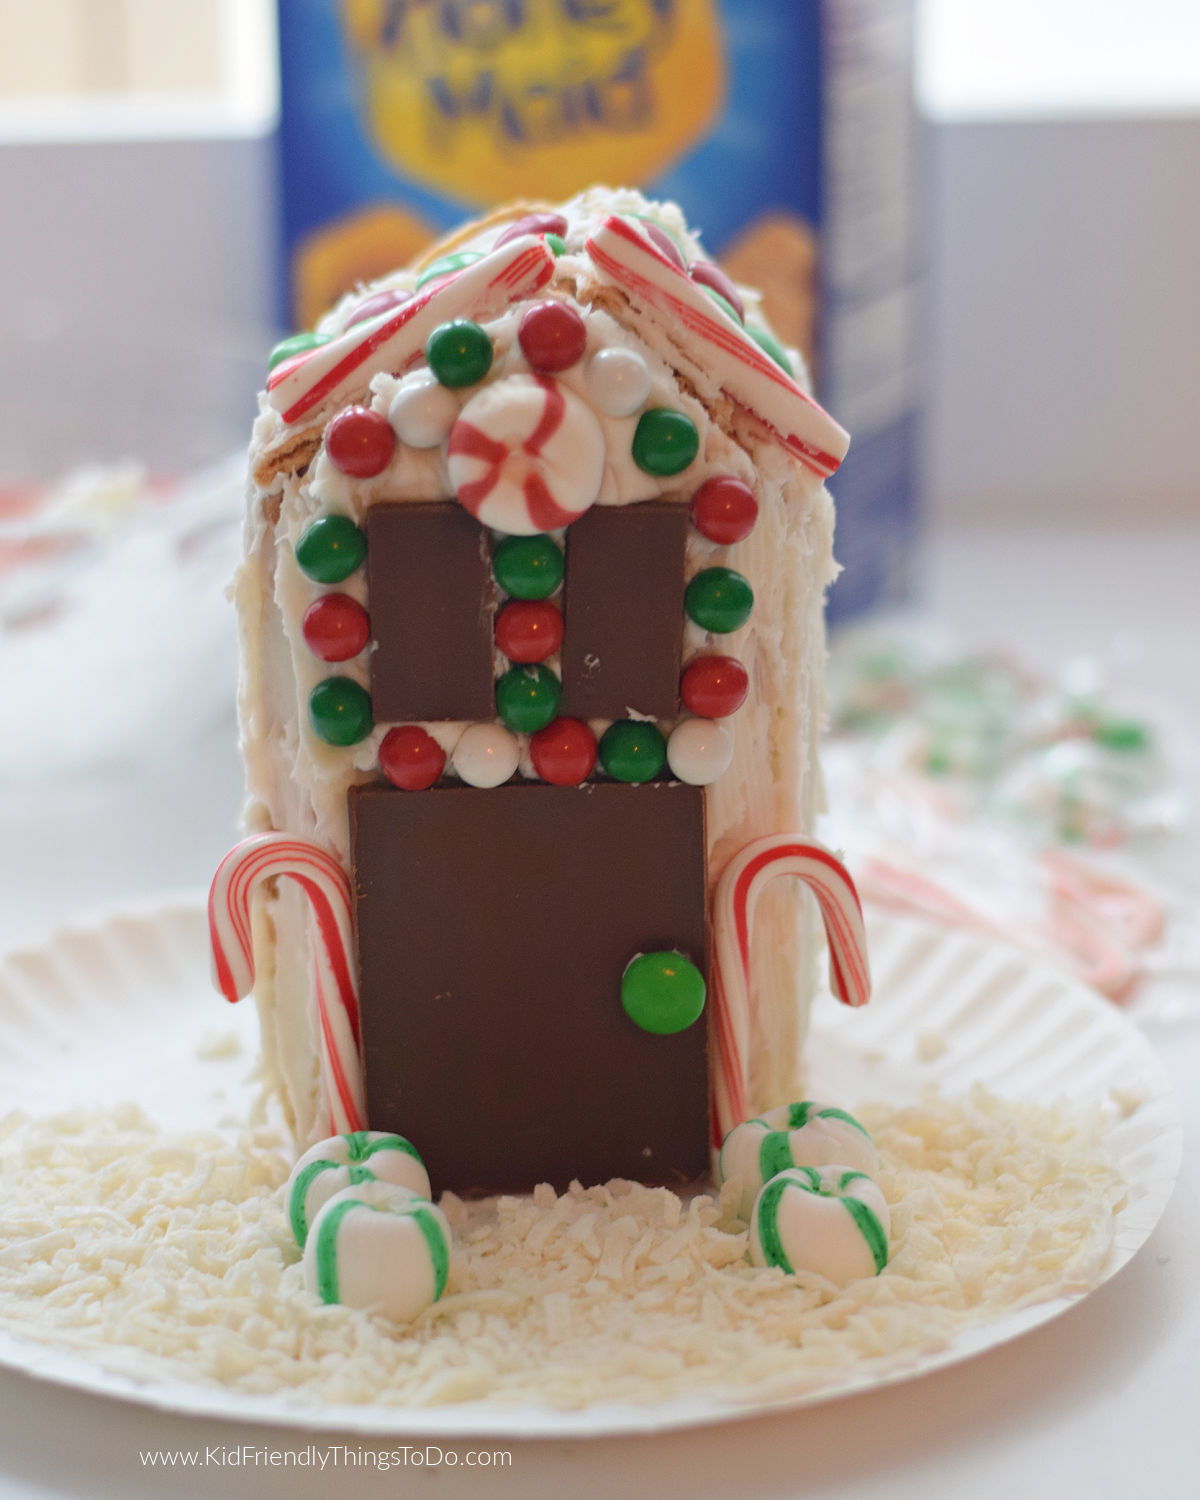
[251,189,849,485]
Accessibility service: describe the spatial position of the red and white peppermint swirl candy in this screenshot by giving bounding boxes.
[447,374,605,535]
[585,216,849,479]
[710,836,871,1143]
[209,833,364,1134]
[266,235,555,427]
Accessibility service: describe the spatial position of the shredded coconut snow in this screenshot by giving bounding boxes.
[0,1090,1125,1410]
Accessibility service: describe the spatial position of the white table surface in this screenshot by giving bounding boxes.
[0,522,1195,1500]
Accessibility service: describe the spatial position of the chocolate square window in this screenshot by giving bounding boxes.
[366,501,495,723]
[559,501,687,722]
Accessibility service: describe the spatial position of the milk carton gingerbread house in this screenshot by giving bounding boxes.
[209,188,870,1197]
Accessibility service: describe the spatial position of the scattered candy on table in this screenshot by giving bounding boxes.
[286,1131,431,1247]
[303,1181,453,1322]
[750,1166,890,1284]
[719,1102,880,1222]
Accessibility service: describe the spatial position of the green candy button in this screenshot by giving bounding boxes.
[295,515,367,584]
[425,319,493,388]
[598,720,666,783]
[493,534,563,599]
[268,330,330,372]
[414,250,483,290]
[632,408,699,477]
[746,323,793,376]
[496,664,561,733]
[309,678,373,746]
[621,951,707,1035]
[545,233,567,256]
[686,567,754,634]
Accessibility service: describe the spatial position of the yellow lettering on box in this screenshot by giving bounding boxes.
[340,0,725,204]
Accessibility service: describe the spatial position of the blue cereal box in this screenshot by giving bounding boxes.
[276,0,920,618]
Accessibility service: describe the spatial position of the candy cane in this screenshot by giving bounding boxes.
[711,836,871,1143]
[267,235,556,426]
[584,216,850,479]
[209,833,365,1133]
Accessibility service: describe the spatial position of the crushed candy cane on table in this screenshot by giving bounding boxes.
[823,627,1196,1010]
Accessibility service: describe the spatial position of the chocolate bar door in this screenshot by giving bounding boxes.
[350,781,709,1195]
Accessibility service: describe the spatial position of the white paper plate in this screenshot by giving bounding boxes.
[0,901,1181,1438]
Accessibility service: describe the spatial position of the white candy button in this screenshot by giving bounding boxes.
[667,718,732,785]
[388,371,461,449]
[304,1180,453,1323]
[750,1166,890,1285]
[452,722,520,787]
[584,347,651,417]
[285,1130,431,1247]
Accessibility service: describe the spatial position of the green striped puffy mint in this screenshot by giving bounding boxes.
[717,1101,879,1223]
[302,1180,453,1323]
[285,1130,430,1247]
[750,1165,890,1284]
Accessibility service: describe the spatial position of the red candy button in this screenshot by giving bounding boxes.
[688,261,746,322]
[379,725,445,791]
[518,301,587,374]
[302,593,370,662]
[495,212,568,248]
[325,406,396,478]
[681,655,750,719]
[690,475,758,545]
[346,287,412,329]
[530,718,597,785]
[495,598,564,663]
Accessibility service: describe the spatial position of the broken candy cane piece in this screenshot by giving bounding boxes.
[584,215,850,478]
[266,235,556,426]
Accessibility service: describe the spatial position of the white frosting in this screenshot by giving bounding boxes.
[749,1166,890,1285]
[666,718,732,785]
[303,1181,453,1323]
